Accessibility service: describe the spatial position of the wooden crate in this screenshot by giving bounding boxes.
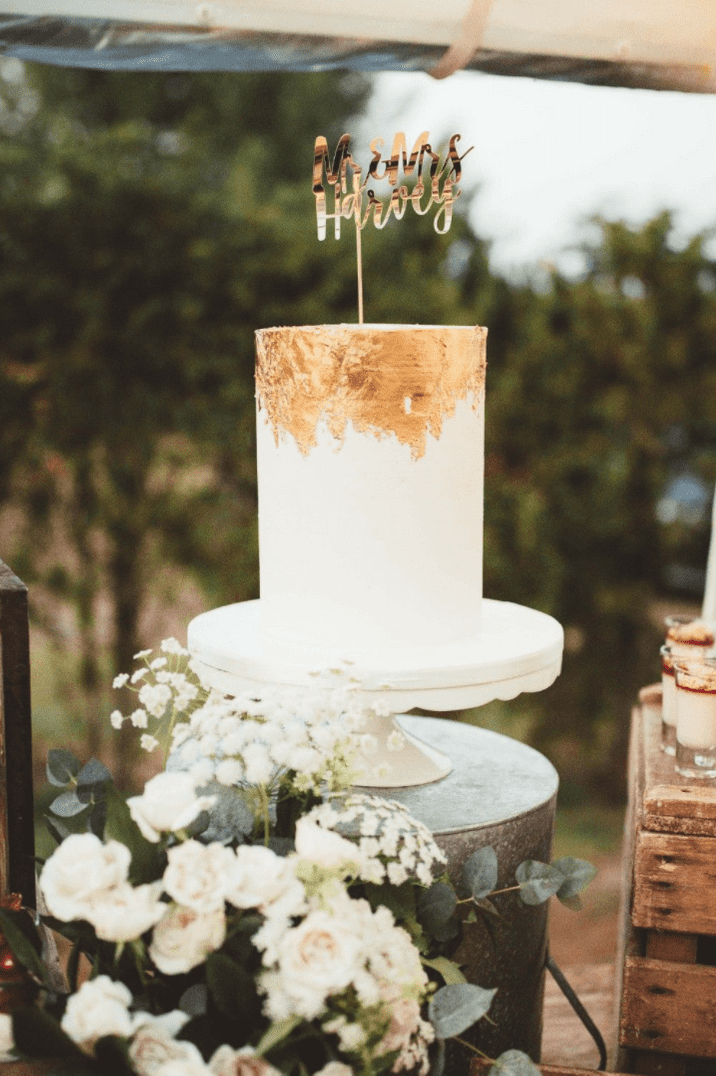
[616,687,716,1076]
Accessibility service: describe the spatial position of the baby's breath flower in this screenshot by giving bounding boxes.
[134,649,153,660]
[131,668,147,684]
[110,710,124,730]
[112,673,129,689]
[370,698,392,718]
[387,730,406,752]
[130,709,149,729]
[150,657,168,670]
[160,638,187,656]
[140,734,160,753]
[300,794,446,891]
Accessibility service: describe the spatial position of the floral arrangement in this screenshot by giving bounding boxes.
[0,642,596,1076]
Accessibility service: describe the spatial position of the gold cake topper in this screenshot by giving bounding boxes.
[313,131,472,241]
[312,131,473,321]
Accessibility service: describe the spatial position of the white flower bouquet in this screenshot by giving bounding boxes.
[0,641,596,1076]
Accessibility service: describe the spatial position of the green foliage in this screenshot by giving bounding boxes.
[428,983,497,1039]
[461,846,498,901]
[489,1049,541,1076]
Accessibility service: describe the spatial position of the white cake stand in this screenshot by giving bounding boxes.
[187,598,563,788]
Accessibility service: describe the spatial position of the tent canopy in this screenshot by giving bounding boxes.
[0,1,713,90]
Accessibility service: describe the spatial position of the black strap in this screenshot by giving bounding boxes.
[545,952,608,1071]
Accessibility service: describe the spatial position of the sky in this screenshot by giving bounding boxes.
[359,70,716,277]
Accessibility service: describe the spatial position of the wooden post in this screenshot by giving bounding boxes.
[0,562,35,908]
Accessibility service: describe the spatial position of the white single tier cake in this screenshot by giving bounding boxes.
[255,324,486,657]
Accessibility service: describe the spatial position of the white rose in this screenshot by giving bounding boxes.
[379,997,421,1055]
[129,1013,205,1076]
[127,773,216,843]
[162,841,236,913]
[273,909,363,1018]
[85,882,167,942]
[209,1045,283,1076]
[227,846,304,916]
[149,905,226,975]
[314,1064,353,1076]
[294,819,361,872]
[155,1061,212,1076]
[61,976,133,1054]
[40,834,131,922]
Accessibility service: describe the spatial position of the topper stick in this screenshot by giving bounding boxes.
[353,171,364,324]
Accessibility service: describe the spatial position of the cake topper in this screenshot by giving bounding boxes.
[313,131,473,322]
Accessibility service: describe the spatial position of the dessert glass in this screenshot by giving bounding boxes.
[673,659,716,779]
[659,644,677,755]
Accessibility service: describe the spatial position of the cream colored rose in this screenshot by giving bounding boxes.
[294,819,362,872]
[129,1012,205,1076]
[128,773,216,843]
[85,882,167,942]
[274,909,362,1018]
[149,904,226,975]
[40,833,131,923]
[314,1064,353,1076]
[379,997,421,1055]
[61,976,133,1055]
[227,845,304,917]
[208,1044,283,1076]
[162,841,236,913]
[153,1061,211,1076]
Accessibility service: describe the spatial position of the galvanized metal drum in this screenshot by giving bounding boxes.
[362,715,559,1071]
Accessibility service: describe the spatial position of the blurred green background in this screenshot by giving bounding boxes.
[1,64,714,832]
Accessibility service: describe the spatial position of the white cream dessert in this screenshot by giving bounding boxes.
[675,660,716,750]
[665,619,714,657]
[255,324,486,656]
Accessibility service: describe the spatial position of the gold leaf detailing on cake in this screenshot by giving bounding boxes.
[255,325,486,460]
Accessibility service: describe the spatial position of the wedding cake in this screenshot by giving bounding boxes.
[255,323,487,656]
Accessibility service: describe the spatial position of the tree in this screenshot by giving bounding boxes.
[475,212,716,796]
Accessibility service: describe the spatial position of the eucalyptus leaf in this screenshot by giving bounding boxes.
[89,799,107,839]
[552,857,598,901]
[461,846,498,901]
[50,791,87,819]
[416,882,457,934]
[180,983,208,1018]
[44,814,72,846]
[514,860,564,906]
[0,908,45,984]
[255,1015,301,1056]
[489,1049,542,1076]
[422,956,467,986]
[76,758,112,788]
[183,809,210,839]
[474,897,507,924]
[428,983,497,1039]
[46,749,81,788]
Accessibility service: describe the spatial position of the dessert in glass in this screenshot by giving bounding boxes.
[673,658,716,779]
[661,616,714,754]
